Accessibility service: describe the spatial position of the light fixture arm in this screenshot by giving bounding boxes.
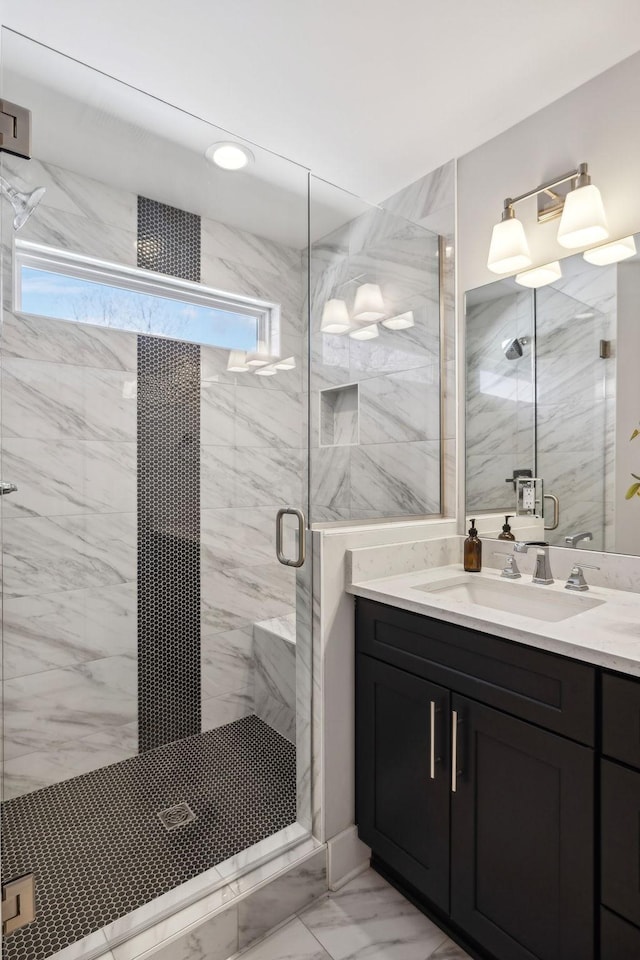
[502,162,589,213]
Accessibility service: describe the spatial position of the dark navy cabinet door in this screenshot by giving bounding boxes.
[450,694,594,960]
[356,655,450,912]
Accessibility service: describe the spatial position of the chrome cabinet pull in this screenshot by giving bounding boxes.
[451,710,459,793]
[0,481,18,496]
[430,701,436,779]
[275,507,306,568]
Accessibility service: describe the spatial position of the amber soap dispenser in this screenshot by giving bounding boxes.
[464,518,482,572]
[498,515,516,541]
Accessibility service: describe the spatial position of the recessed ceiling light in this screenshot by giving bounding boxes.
[205,142,254,171]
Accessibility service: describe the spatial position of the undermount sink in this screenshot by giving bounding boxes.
[413,574,605,623]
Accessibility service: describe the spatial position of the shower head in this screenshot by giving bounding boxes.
[0,175,45,231]
[501,336,528,360]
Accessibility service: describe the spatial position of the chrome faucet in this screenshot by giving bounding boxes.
[564,531,593,547]
[513,541,554,585]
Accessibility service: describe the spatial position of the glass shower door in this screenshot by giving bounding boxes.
[0,27,312,960]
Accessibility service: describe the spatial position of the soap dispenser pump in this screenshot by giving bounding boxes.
[498,515,516,541]
[464,519,482,572]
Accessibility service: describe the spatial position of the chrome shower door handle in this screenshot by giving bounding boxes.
[276,507,306,568]
[544,493,560,531]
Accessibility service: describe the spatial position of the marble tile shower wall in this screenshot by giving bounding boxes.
[1,154,304,798]
[310,162,455,523]
[466,290,535,514]
[536,267,616,552]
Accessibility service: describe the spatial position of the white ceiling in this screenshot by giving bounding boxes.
[3,0,640,206]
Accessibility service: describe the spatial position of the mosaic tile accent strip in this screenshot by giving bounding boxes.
[1,716,296,960]
[137,196,201,281]
[138,335,201,751]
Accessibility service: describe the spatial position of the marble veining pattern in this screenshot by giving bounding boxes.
[254,615,297,742]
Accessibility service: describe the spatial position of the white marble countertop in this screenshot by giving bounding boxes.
[347,564,640,676]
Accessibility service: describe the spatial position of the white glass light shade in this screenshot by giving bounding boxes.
[557,183,608,249]
[352,283,385,321]
[583,235,636,265]
[487,216,532,274]
[515,261,562,289]
[321,298,350,334]
[274,356,296,370]
[227,350,250,372]
[382,310,415,330]
[349,322,379,341]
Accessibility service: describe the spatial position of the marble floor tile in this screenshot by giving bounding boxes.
[240,918,331,960]
[299,870,447,960]
[238,848,327,949]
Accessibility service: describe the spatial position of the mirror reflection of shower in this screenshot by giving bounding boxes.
[0,174,45,230]
[501,336,529,360]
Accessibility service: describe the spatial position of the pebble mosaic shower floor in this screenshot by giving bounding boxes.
[1,716,296,960]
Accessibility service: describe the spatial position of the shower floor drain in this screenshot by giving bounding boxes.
[157,802,197,831]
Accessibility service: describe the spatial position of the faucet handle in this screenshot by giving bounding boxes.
[565,561,600,592]
[492,551,521,579]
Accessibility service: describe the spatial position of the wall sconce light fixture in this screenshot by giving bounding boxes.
[487,162,609,274]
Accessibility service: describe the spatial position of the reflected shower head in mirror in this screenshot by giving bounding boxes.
[501,336,528,360]
[0,175,46,231]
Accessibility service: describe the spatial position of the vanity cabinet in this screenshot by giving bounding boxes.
[356,597,595,960]
[601,673,640,957]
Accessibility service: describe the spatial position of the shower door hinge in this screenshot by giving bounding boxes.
[0,100,32,160]
[2,874,36,935]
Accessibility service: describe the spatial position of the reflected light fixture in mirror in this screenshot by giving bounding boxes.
[487,206,532,274]
[352,282,385,321]
[246,351,275,367]
[321,298,350,334]
[583,235,637,265]
[515,261,562,288]
[274,356,296,370]
[349,322,379,340]
[254,364,278,376]
[205,141,254,170]
[227,350,250,372]
[382,310,415,330]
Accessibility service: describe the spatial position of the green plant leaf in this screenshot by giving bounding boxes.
[626,482,640,500]
[632,428,640,441]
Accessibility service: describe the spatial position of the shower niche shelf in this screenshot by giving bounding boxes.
[320,383,359,447]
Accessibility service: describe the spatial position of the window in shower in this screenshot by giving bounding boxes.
[14,241,279,352]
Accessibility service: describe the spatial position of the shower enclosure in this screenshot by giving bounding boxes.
[0,27,450,960]
[0,30,313,960]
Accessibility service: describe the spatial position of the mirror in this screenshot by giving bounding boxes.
[465,234,639,555]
